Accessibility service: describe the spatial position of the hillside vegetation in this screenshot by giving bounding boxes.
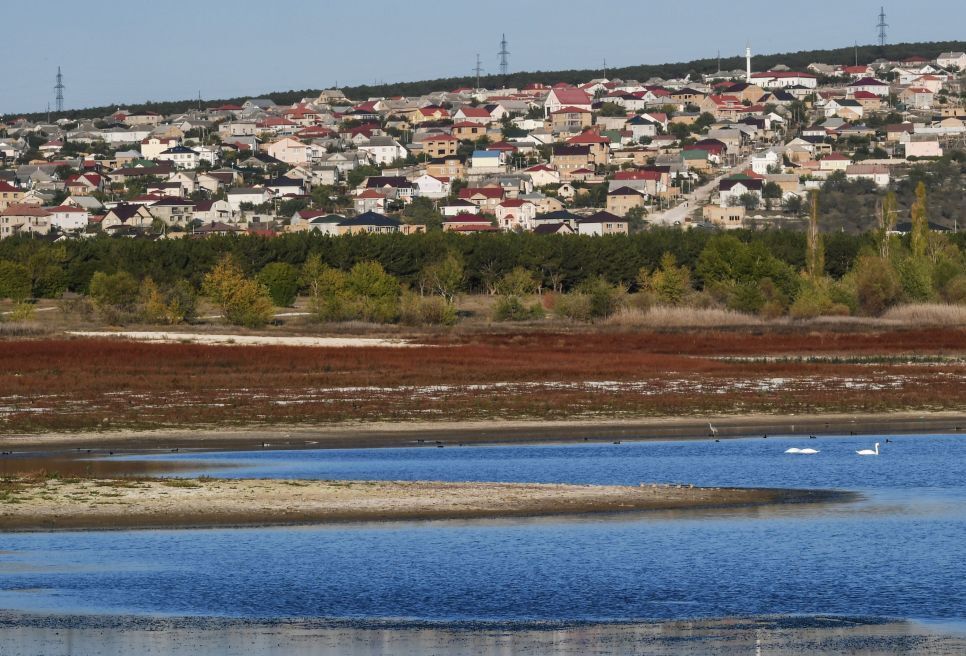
[9,40,965,122]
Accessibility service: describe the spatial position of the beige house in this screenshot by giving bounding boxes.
[606,187,646,217]
[1,205,51,238]
[551,144,592,179]
[267,137,309,165]
[0,182,25,211]
[550,107,592,132]
[703,205,746,229]
[576,211,629,236]
[420,134,459,159]
[101,203,155,231]
[426,158,465,180]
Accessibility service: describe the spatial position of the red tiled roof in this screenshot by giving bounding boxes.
[549,88,592,106]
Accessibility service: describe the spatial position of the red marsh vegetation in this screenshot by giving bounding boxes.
[1,328,965,433]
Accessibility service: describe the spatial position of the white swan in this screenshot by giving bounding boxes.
[785,447,819,455]
[856,443,880,456]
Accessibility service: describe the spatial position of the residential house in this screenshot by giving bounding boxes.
[354,189,387,214]
[452,106,493,126]
[818,152,851,172]
[46,205,90,232]
[566,131,611,166]
[750,71,818,89]
[936,52,966,70]
[452,121,487,140]
[845,164,890,187]
[157,145,200,170]
[550,107,593,132]
[848,77,890,97]
[357,136,407,165]
[532,222,575,235]
[267,137,310,165]
[413,174,450,199]
[904,135,943,158]
[718,174,763,207]
[551,144,592,179]
[337,211,408,235]
[470,150,503,172]
[140,136,180,160]
[420,134,459,159]
[899,87,935,110]
[458,186,505,210]
[193,199,233,224]
[441,199,480,217]
[426,158,466,180]
[227,187,272,212]
[0,181,25,211]
[149,197,195,226]
[576,211,629,236]
[543,87,593,116]
[750,149,781,175]
[606,187,646,216]
[523,164,560,187]
[495,198,537,231]
[0,205,51,238]
[703,205,746,229]
[443,215,498,233]
[100,203,155,231]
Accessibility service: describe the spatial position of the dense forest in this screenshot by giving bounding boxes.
[9,41,965,122]
[0,228,936,295]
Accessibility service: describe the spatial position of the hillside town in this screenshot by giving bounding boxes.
[1,49,964,241]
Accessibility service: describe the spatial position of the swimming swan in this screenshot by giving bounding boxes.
[785,448,819,455]
[856,443,880,456]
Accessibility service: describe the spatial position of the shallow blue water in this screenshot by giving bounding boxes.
[1,434,964,625]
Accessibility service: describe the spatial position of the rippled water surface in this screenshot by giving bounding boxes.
[1,434,964,626]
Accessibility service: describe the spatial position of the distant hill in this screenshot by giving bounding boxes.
[8,40,965,123]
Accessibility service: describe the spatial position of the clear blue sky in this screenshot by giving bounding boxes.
[2,1,963,114]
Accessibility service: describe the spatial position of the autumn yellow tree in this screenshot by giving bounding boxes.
[202,255,274,328]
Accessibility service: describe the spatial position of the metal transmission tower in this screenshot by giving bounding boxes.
[54,66,65,113]
[876,7,888,47]
[498,34,510,78]
[474,53,484,89]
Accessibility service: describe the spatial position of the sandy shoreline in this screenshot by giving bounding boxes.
[2,411,964,453]
[0,613,962,655]
[0,478,848,531]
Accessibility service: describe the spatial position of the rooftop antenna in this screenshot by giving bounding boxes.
[474,53,483,89]
[877,7,888,47]
[54,66,65,114]
[603,57,608,79]
[855,41,859,66]
[498,33,510,79]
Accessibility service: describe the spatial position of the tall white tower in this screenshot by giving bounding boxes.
[745,46,752,83]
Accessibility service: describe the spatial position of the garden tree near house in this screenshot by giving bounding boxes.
[257,262,299,307]
[624,206,648,233]
[346,164,381,189]
[737,192,760,211]
[401,197,443,230]
[202,255,275,328]
[597,102,626,117]
[418,252,464,303]
[762,182,782,210]
[638,252,691,305]
[693,112,716,132]
[783,195,805,216]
